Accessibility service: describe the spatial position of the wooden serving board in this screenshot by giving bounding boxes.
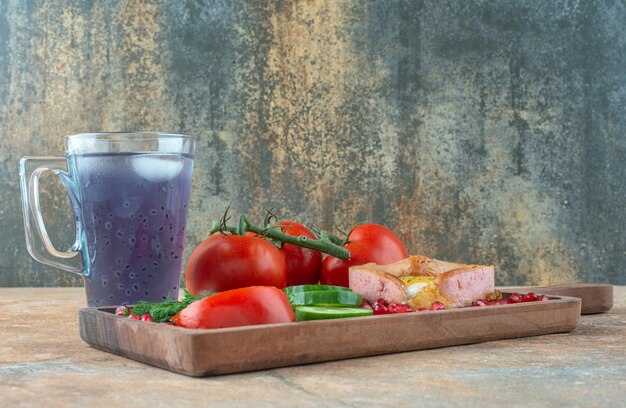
[498,284,613,314]
[79,294,581,377]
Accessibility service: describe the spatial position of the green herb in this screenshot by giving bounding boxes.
[130,290,211,322]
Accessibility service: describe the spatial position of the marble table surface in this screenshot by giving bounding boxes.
[1,287,624,407]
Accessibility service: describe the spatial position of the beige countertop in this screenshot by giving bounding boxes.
[1,287,625,407]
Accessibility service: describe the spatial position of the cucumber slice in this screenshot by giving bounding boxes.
[288,290,362,307]
[284,284,350,295]
[295,306,373,321]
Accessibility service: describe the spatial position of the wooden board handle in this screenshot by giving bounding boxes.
[498,283,613,315]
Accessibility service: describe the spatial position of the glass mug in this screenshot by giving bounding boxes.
[19,132,195,307]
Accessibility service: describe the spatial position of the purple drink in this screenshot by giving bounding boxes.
[71,152,193,307]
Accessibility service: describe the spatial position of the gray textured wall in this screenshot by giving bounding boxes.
[1,0,624,287]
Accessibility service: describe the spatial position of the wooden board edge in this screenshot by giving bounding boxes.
[189,296,582,376]
[79,308,197,374]
[79,295,581,377]
[499,284,613,314]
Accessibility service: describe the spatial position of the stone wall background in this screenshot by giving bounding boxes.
[1,0,624,287]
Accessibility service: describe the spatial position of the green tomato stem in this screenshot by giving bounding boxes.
[209,215,351,260]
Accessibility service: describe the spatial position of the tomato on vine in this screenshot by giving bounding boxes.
[185,234,286,295]
[267,221,322,286]
[196,209,407,290]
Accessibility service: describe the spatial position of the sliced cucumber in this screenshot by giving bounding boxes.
[284,284,350,295]
[287,290,362,307]
[295,306,373,321]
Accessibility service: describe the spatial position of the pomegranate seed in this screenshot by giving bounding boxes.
[360,299,373,310]
[114,306,130,316]
[473,299,489,307]
[538,295,549,302]
[507,293,522,303]
[140,314,153,322]
[496,300,507,305]
[416,308,429,312]
[397,304,413,313]
[430,301,446,311]
[388,303,412,313]
[372,301,386,310]
[128,314,141,320]
[521,292,537,303]
[372,300,389,315]
[376,298,389,308]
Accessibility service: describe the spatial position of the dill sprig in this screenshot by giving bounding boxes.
[130,290,211,322]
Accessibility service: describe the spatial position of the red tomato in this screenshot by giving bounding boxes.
[320,223,408,287]
[246,222,322,286]
[185,235,286,295]
[173,286,295,329]
[273,222,322,286]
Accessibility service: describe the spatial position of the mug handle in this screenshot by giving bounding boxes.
[19,156,83,274]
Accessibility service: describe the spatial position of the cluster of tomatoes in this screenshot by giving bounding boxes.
[185,222,408,296]
[176,222,407,328]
